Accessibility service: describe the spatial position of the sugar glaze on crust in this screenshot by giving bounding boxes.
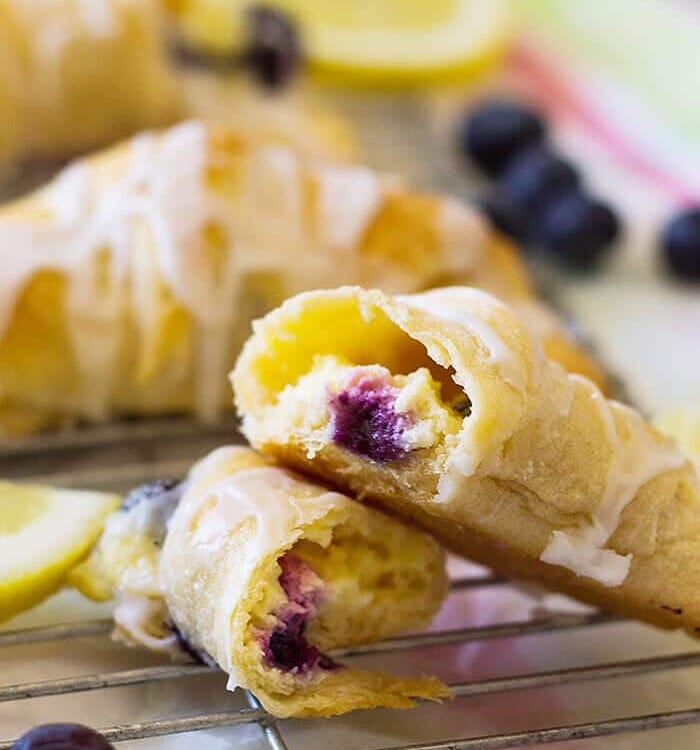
[72,445,449,717]
[233,285,700,635]
[0,120,606,436]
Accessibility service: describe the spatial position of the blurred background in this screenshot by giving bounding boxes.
[2,2,700,749]
[5,0,698,425]
[177,0,700,443]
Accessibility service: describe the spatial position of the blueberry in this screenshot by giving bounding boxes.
[458,99,546,177]
[476,192,529,242]
[330,380,408,463]
[121,478,181,511]
[661,207,700,280]
[536,191,620,270]
[11,723,114,750]
[245,5,302,89]
[499,147,580,217]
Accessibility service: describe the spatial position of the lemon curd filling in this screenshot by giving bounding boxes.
[276,354,463,466]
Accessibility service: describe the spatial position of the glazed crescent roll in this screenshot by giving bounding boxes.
[0,121,603,437]
[232,285,700,635]
[71,445,448,717]
[0,0,179,171]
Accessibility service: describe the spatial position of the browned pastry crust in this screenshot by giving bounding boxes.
[0,122,604,436]
[233,286,699,636]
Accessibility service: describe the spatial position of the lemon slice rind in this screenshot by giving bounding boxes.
[0,482,120,622]
[301,0,512,87]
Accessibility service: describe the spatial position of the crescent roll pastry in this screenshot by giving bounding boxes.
[0,0,179,171]
[0,120,603,436]
[72,445,448,717]
[232,286,700,636]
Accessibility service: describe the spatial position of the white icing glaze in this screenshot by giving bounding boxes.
[313,164,382,249]
[540,375,686,587]
[113,593,179,654]
[77,0,118,36]
[437,196,486,273]
[170,461,347,688]
[187,466,342,555]
[0,122,396,421]
[0,121,237,420]
[402,288,528,394]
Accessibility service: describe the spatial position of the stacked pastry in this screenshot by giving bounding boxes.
[9,0,700,726]
[72,446,448,717]
[232,285,700,636]
[0,120,603,436]
[77,282,700,717]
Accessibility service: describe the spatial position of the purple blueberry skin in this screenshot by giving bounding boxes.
[121,478,182,511]
[330,378,409,463]
[260,554,338,674]
[476,191,530,243]
[536,190,620,270]
[499,146,580,216]
[246,4,302,88]
[10,723,114,750]
[459,99,547,177]
[662,207,700,280]
[264,612,325,672]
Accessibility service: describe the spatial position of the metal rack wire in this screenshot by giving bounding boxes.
[2,421,700,749]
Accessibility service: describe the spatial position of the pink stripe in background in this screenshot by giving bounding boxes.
[508,40,699,206]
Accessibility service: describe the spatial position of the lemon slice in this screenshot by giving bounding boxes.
[172,0,511,87]
[0,482,120,622]
[282,0,512,86]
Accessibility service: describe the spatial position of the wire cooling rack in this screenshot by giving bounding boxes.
[2,420,700,750]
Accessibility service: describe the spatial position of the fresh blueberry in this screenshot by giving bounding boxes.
[245,5,302,89]
[10,723,114,750]
[476,191,529,243]
[458,99,546,177]
[499,146,581,217]
[661,207,700,280]
[121,478,181,511]
[536,191,620,270]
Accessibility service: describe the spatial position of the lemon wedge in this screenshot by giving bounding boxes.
[284,0,511,86]
[0,482,120,622]
[172,0,511,87]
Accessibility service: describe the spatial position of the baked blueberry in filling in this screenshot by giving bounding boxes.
[330,377,409,463]
[122,478,182,511]
[260,553,338,674]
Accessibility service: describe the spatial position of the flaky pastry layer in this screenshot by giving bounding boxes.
[0,121,602,436]
[73,445,448,717]
[232,285,700,636]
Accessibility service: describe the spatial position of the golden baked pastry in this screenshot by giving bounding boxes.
[0,120,602,436]
[71,445,448,717]
[180,74,361,163]
[232,285,700,636]
[0,0,180,171]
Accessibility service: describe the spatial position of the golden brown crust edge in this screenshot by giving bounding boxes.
[232,286,699,636]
